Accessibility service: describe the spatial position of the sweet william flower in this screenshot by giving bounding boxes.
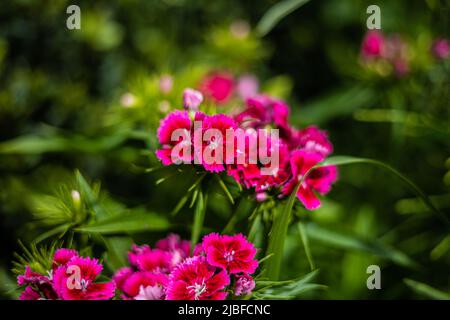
[52,256,115,300]
[234,273,255,296]
[156,110,192,165]
[166,256,230,300]
[361,30,385,59]
[296,126,333,157]
[432,38,450,60]
[200,72,234,104]
[118,271,168,300]
[183,88,203,111]
[283,150,337,210]
[201,233,258,274]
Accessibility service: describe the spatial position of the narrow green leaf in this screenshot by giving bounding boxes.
[319,156,448,225]
[256,0,310,37]
[33,223,72,244]
[102,236,133,270]
[404,279,450,300]
[76,213,170,234]
[171,194,189,216]
[297,221,315,271]
[191,191,208,251]
[216,175,235,205]
[305,223,418,268]
[265,182,301,280]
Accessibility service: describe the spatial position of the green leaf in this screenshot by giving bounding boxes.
[404,279,450,300]
[320,156,449,226]
[304,223,419,268]
[76,213,170,234]
[297,221,315,271]
[264,182,301,280]
[102,236,133,270]
[216,175,235,205]
[191,191,208,251]
[256,0,310,37]
[255,270,325,299]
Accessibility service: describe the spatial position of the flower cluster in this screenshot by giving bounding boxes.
[18,249,115,300]
[114,233,258,300]
[361,31,449,77]
[156,73,337,210]
[361,30,410,76]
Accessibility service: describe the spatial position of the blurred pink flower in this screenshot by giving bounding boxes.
[237,74,259,99]
[183,88,203,111]
[159,75,173,94]
[200,72,234,104]
[361,30,385,59]
[432,38,450,60]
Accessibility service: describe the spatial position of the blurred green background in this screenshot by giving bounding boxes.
[0,0,449,299]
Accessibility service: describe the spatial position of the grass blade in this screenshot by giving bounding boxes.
[256,0,310,37]
[297,221,315,271]
[320,156,448,226]
[264,182,301,280]
[191,191,208,251]
[404,279,450,300]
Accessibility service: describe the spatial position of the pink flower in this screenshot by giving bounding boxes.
[156,233,191,265]
[53,248,79,269]
[201,233,258,274]
[361,30,385,59]
[227,130,290,192]
[52,256,115,300]
[18,266,58,300]
[283,150,337,210]
[119,271,168,300]
[193,113,238,172]
[166,256,230,300]
[156,110,192,165]
[134,248,174,273]
[432,38,450,60]
[128,244,151,268]
[183,88,203,111]
[234,273,255,296]
[237,74,259,99]
[159,75,173,94]
[200,72,234,104]
[296,126,333,157]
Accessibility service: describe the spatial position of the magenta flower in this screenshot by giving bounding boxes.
[361,30,385,59]
[283,150,337,210]
[193,113,238,172]
[117,271,168,300]
[432,38,450,60]
[156,233,191,265]
[183,88,203,111]
[166,256,230,300]
[52,256,115,300]
[201,233,258,274]
[156,110,192,165]
[53,248,79,269]
[134,248,174,273]
[297,126,333,157]
[17,266,57,300]
[200,72,234,104]
[234,273,255,296]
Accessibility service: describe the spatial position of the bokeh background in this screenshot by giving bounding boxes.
[0,0,449,299]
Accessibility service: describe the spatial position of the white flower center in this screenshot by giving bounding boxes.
[224,250,235,262]
[187,280,207,300]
